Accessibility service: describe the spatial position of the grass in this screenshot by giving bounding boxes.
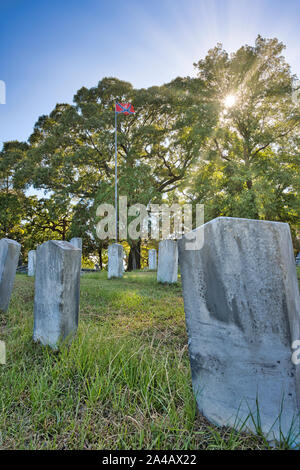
[0,269,299,450]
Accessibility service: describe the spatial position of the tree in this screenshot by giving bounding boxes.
[186,36,300,238]
[24,195,73,244]
[0,141,30,245]
[25,78,212,268]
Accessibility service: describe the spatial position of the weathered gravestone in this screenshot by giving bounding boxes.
[148,249,157,270]
[296,252,300,266]
[33,240,81,349]
[28,250,36,276]
[108,243,123,279]
[157,240,178,283]
[178,217,300,441]
[0,238,21,312]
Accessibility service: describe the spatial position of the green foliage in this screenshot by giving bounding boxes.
[186,36,300,240]
[0,36,299,261]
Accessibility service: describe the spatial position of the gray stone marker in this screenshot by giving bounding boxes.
[70,237,82,251]
[296,252,300,266]
[0,238,21,312]
[33,240,81,349]
[108,243,123,279]
[148,249,157,270]
[28,250,36,276]
[157,240,178,283]
[178,217,300,441]
[70,237,82,272]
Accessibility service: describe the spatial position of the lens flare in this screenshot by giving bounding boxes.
[224,94,236,108]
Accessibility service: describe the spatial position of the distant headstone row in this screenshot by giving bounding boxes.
[107,243,179,283]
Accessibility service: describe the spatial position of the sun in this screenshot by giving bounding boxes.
[224,94,236,108]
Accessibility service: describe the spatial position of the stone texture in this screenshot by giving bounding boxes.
[178,217,300,441]
[148,249,157,270]
[157,240,178,283]
[296,252,300,266]
[33,240,81,349]
[0,238,21,312]
[108,243,123,279]
[28,250,36,276]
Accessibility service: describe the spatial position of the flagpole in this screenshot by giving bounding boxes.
[115,104,118,242]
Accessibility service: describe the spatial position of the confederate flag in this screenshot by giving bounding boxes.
[115,102,135,115]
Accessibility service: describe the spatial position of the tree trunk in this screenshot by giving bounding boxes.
[127,239,141,271]
[62,218,66,240]
[98,248,103,270]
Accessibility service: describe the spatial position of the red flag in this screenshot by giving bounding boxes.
[116,102,135,115]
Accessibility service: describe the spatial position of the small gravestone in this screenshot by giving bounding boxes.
[178,217,300,441]
[33,240,81,349]
[28,250,36,276]
[0,238,21,312]
[70,237,82,251]
[296,252,300,266]
[148,249,157,270]
[108,243,123,279]
[157,240,178,283]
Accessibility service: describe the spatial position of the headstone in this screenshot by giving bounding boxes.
[0,238,21,312]
[70,237,82,272]
[33,240,81,349]
[108,243,123,279]
[157,240,178,283]
[28,250,36,276]
[178,217,300,441]
[148,249,157,270]
[296,252,300,266]
[70,237,82,251]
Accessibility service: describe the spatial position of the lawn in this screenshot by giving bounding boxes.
[0,269,299,450]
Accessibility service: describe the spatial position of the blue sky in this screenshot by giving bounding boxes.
[0,0,300,148]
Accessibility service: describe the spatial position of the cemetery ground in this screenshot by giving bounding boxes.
[0,269,300,450]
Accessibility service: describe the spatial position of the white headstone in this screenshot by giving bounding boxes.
[178,217,300,441]
[108,243,123,279]
[0,238,21,312]
[28,250,36,276]
[157,240,178,283]
[148,249,157,270]
[33,240,81,349]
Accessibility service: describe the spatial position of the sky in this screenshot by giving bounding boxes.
[0,0,300,148]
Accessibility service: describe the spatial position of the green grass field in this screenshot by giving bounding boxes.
[0,269,299,450]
